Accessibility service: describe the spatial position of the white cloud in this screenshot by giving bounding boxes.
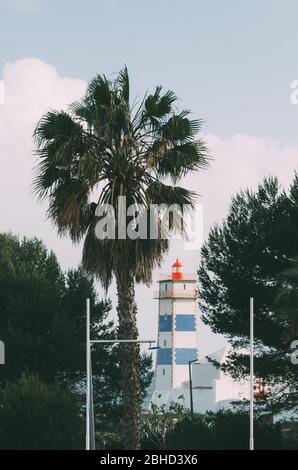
[0,58,86,269]
[0,80,4,104]
[0,0,41,13]
[1,57,298,356]
[188,133,298,235]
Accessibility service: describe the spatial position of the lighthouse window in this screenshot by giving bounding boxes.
[164,340,167,347]
[163,369,166,376]
[184,284,186,290]
[165,284,168,291]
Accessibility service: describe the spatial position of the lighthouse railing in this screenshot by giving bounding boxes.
[158,272,197,281]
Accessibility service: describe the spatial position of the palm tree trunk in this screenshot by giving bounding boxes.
[116,269,141,450]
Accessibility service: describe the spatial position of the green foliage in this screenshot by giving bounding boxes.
[0,372,83,450]
[92,349,153,425]
[166,411,284,450]
[274,263,298,339]
[0,232,153,423]
[96,431,126,450]
[141,397,187,450]
[107,406,286,450]
[0,232,113,383]
[199,176,298,412]
[279,420,298,449]
[167,415,215,450]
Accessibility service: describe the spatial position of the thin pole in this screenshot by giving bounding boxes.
[86,298,90,451]
[90,339,155,344]
[189,361,194,420]
[249,297,254,451]
[90,358,96,450]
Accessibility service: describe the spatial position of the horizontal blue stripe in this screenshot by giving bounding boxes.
[157,348,172,365]
[175,348,198,365]
[175,314,196,331]
[159,315,172,332]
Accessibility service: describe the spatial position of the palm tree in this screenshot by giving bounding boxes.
[33,67,208,449]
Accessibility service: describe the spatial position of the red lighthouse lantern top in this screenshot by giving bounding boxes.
[172,258,184,280]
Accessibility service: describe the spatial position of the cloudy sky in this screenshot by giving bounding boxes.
[1,0,298,356]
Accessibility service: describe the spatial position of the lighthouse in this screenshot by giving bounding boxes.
[147,258,250,413]
[154,259,198,391]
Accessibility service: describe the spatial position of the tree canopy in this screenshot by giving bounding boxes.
[0,372,83,450]
[0,232,152,423]
[199,176,298,413]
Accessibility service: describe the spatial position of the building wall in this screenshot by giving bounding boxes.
[192,363,220,387]
[174,299,196,314]
[158,331,172,348]
[156,283,173,388]
[172,282,196,297]
[172,280,198,388]
[159,297,172,315]
[174,332,197,349]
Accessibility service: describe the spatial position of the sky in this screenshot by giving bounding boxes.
[1,0,298,357]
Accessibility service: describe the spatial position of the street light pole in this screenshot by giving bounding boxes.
[85,299,158,451]
[86,298,90,451]
[250,297,254,451]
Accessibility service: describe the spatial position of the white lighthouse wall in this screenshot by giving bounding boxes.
[158,332,172,348]
[172,281,196,296]
[155,365,172,390]
[159,298,172,315]
[173,299,196,314]
[173,334,197,349]
[159,280,172,291]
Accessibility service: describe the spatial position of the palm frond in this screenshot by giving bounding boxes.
[161,112,201,143]
[157,140,209,181]
[144,86,176,119]
[116,65,130,103]
[87,74,112,108]
[147,181,196,208]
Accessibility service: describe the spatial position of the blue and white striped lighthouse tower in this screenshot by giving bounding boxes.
[149,260,248,413]
[154,259,198,391]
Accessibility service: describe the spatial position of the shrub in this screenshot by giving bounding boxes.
[0,372,83,450]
